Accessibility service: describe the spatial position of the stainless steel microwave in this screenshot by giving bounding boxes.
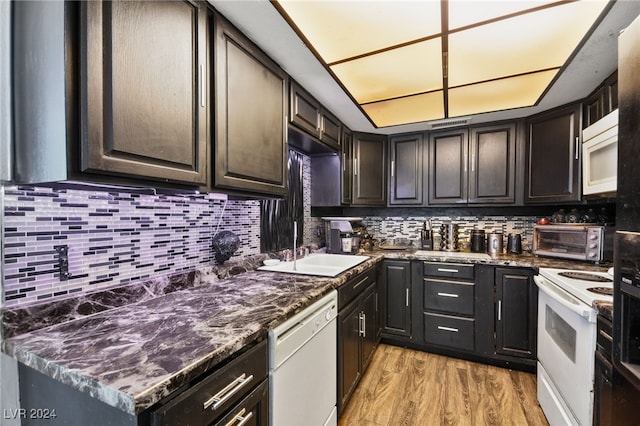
[533,224,613,263]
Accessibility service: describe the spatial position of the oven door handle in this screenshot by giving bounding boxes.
[533,275,597,323]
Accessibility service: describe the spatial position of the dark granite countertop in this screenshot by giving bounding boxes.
[595,301,614,322]
[2,255,383,415]
[1,249,611,416]
[370,248,612,272]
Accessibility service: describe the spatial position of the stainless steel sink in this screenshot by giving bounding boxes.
[258,254,370,277]
[413,250,492,260]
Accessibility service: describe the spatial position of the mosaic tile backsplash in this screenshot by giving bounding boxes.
[361,215,537,251]
[2,185,261,308]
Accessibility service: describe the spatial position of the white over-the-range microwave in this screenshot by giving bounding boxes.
[582,109,618,196]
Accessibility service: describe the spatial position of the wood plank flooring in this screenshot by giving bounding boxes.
[338,344,549,426]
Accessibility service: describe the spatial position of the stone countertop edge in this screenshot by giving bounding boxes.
[1,255,383,415]
[1,251,609,415]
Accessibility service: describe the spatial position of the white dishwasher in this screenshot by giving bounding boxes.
[269,290,338,426]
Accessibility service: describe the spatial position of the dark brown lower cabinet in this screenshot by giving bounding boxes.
[380,260,411,339]
[337,267,379,414]
[494,267,537,360]
[380,261,537,373]
[594,315,613,426]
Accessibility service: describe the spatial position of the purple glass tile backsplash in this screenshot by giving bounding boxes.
[2,185,261,308]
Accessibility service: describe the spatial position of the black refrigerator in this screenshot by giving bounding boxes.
[613,13,640,426]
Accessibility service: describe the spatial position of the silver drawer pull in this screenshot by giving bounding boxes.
[599,329,613,342]
[224,408,254,426]
[437,268,459,273]
[437,326,459,333]
[203,373,254,411]
[437,292,459,298]
[352,276,368,291]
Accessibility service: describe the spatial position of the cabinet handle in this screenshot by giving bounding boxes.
[391,160,395,177]
[575,136,580,160]
[200,64,205,108]
[352,276,368,291]
[354,158,358,176]
[224,408,254,426]
[437,268,459,273]
[437,325,459,333]
[437,292,459,298]
[471,152,475,173]
[406,288,409,307]
[599,329,613,342]
[343,153,346,172]
[203,373,254,411]
[498,300,502,322]
[359,312,366,337]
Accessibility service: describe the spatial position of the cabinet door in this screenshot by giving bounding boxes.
[594,351,613,426]
[495,268,537,359]
[320,109,341,150]
[213,14,288,196]
[338,300,362,413]
[352,133,387,206]
[525,104,581,203]
[428,129,469,204]
[389,133,425,205]
[380,261,411,338]
[468,124,516,204]
[341,128,353,204]
[81,0,207,185]
[289,80,321,139]
[361,284,378,370]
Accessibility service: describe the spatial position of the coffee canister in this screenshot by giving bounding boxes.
[487,233,503,256]
[507,233,522,254]
[470,230,486,253]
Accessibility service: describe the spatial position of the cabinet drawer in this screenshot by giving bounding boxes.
[338,267,375,309]
[424,312,475,351]
[152,340,268,425]
[424,262,474,280]
[213,379,269,426]
[424,278,474,316]
[597,315,613,360]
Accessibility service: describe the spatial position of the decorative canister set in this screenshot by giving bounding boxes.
[437,222,522,255]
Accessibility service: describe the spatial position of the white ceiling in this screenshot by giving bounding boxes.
[208,0,640,135]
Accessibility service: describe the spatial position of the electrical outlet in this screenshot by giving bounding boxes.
[55,245,70,281]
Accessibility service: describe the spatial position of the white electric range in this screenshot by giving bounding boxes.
[534,267,613,426]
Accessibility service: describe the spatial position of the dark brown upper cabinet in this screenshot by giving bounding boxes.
[584,72,618,128]
[290,80,341,151]
[80,0,208,186]
[525,104,582,204]
[468,124,516,204]
[428,124,517,205]
[212,12,288,197]
[389,133,425,206]
[342,127,354,205]
[428,129,469,205]
[352,132,387,206]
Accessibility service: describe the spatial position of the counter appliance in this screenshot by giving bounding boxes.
[532,224,613,263]
[269,290,338,426]
[534,268,613,425]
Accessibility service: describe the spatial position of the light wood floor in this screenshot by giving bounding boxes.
[338,344,549,426]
